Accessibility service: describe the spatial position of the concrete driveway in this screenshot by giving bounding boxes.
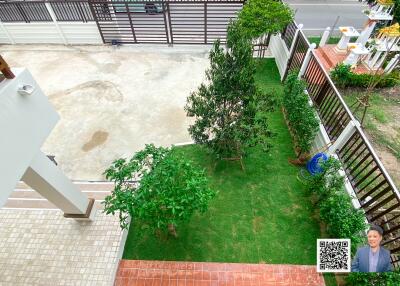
[2,45,210,180]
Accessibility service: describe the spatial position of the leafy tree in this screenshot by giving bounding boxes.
[103,144,215,237]
[237,0,294,39]
[185,22,275,163]
[283,71,319,158]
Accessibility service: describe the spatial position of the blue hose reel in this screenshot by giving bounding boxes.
[306,153,329,176]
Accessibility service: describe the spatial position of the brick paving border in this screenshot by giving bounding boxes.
[115,260,325,286]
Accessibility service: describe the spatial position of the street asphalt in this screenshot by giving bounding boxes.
[285,0,369,36]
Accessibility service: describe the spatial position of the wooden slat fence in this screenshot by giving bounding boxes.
[282,29,308,81]
[50,1,94,22]
[0,0,52,22]
[0,0,244,44]
[0,0,93,22]
[281,20,296,50]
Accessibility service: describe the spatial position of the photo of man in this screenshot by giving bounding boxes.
[351,225,392,272]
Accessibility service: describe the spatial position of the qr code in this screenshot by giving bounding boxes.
[317,239,351,272]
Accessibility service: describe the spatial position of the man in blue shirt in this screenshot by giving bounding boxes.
[351,225,392,272]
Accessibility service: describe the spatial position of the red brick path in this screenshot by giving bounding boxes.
[115,260,325,286]
[314,45,378,74]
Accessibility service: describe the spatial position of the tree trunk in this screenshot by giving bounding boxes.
[168,223,178,238]
[288,152,310,166]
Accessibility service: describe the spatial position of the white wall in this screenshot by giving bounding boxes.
[0,22,102,45]
[269,34,290,80]
[0,68,59,206]
[0,23,12,44]
[59,23,102,44]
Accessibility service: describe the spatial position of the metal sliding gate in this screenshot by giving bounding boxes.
[89,0,244,44]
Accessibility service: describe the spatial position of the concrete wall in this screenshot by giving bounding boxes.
[0,22,102,45]
[269,34,290,80]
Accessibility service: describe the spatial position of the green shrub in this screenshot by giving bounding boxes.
[330,63,352,88]
[103,144,216,236]
[283,71,319,155]
[237,0,293,39]
[308,158,367,253]
[330,64,400,88]
[345,268,400,286]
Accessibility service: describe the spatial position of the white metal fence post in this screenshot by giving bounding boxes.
[45,3,68,45]
[0,20,15,44]
[319,27,330,47]
[299,43,317,78]
[327,120,359,155]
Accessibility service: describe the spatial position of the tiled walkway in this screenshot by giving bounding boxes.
[115,260,325,286]
[0,209,125,285]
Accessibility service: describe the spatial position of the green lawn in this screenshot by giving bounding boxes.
[308,36,341,47]
[341,90,400,188]
[122,59,321,265]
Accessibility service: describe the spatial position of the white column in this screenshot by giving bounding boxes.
[357,20,377,46]
[0,20,15,44]
[384,54,399,74]
[299,43,317,78]
[45,3,68,45]
[327,121,359,155]
[319,27,330,47]
[22,150,94,217]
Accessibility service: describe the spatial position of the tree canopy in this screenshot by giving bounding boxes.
[103,144,215,236]
[185,22,275,160]
[237,0,294,39]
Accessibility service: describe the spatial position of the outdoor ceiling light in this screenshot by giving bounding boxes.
[17,84,35,96]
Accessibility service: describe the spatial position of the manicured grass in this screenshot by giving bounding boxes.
[122,59,321,265]
[342,91,400,160]
[308,36,341,47]
[323,273,338,286]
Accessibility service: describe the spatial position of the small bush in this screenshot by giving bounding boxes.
[345,268,400,286]
[103,144,216,236]
[330,64,400,88]
[330,63,352,88]
[237,0,293,39]
[308,158,367,253]
[283,71,319,155]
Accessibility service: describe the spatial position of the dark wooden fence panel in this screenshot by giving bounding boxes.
[205,2,242,43]
[90,0,243,45]
[51,1,94,22]
[0,1,52,22]
[281,21,296,50]
[282,30,308,81]
[90,0,169,44]
[0,0,244,44]
[168,2,205,44]
[303,54,352,140]
[338,131,400,258]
